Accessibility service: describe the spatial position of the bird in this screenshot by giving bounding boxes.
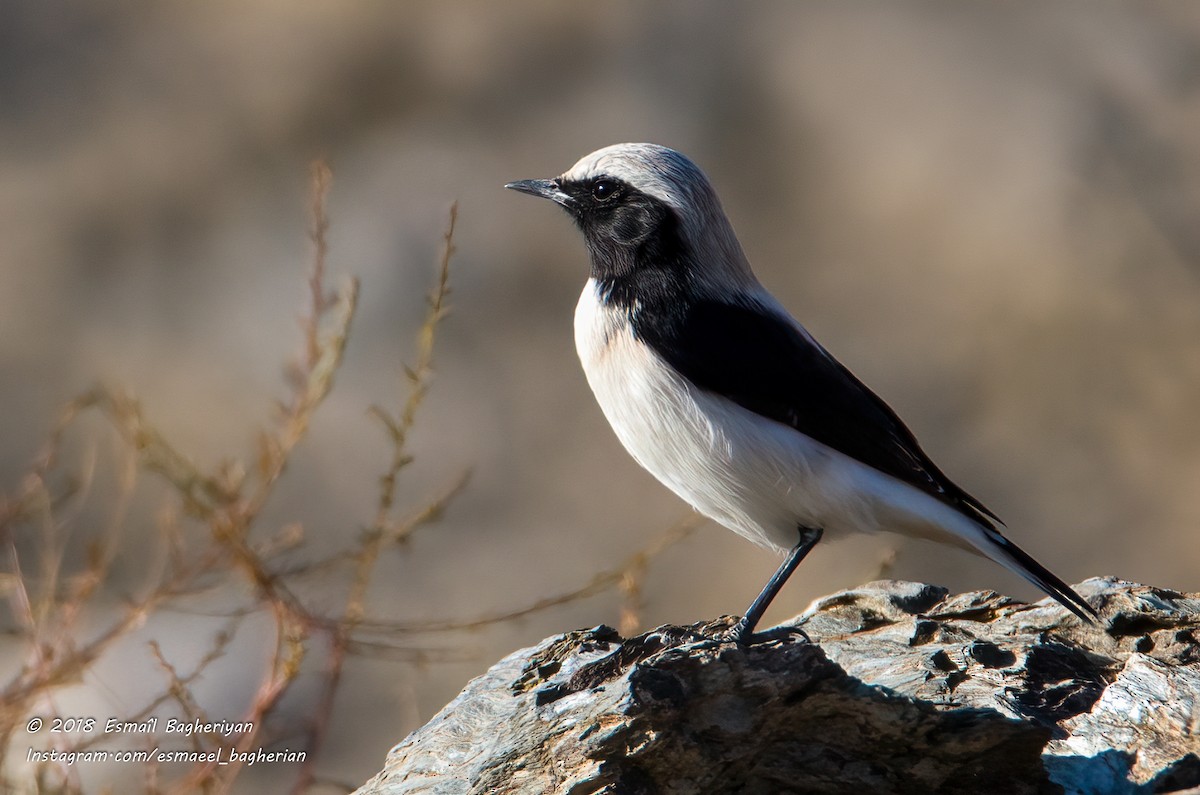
[506,143,1097,643]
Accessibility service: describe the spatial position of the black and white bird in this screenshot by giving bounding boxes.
[507,143,1096,643]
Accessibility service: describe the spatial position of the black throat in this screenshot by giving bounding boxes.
[565,181,698,320]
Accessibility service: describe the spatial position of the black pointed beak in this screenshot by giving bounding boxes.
[505,178,574,208]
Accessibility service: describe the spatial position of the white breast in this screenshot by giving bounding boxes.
[572,279,992,555]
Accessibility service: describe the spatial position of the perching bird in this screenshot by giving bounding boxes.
[506,143,1097,643]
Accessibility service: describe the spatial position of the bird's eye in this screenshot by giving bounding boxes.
[591,179,619,202]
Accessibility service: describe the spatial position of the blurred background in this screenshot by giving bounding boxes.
[3,1,1200,790]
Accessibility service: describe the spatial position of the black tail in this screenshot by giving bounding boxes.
[982,530,1098,624]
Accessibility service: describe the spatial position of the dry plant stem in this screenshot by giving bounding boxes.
[293,203,459,795]
[305,162,336,371]
[250,161,357,522]
[368,203,458,536]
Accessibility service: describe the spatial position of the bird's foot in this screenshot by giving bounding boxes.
[722,618,811,646]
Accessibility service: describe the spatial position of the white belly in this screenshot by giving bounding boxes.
[572,279,991,554]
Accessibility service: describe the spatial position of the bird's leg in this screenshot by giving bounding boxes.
[727,526,823,644]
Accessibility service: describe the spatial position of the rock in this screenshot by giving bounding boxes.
[354,578,1200,795]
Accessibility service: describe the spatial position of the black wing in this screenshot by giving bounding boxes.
[634,297,1000,528]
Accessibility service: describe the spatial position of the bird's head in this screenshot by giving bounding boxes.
[507,143,754,294]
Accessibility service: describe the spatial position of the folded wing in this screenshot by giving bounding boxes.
[634,296,1000,529]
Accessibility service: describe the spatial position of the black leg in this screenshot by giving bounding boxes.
[728,526,823,644]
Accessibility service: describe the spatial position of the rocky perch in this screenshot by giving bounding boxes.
[355,578,1200,795]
